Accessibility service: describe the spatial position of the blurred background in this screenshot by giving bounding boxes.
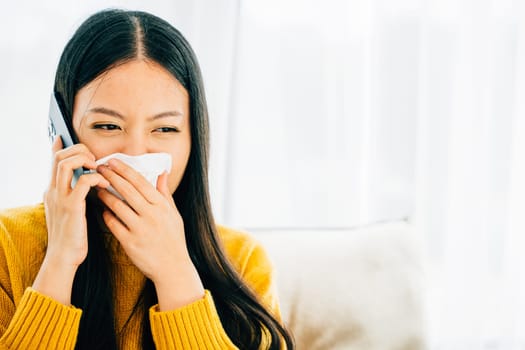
[1,0,524,349]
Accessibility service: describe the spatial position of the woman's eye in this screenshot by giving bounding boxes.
[154,127,179,133]
[93,124,121,131]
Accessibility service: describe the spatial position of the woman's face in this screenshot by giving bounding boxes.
[72,60,191,194]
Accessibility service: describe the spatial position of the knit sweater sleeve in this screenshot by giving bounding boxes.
[0,220,82,349]
[149,290,238,349]
[0,288,82,349]
[148,228,282,350]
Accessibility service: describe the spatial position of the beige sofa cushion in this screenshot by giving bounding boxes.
[254,221,425,350]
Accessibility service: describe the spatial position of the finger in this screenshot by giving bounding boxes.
[53,143,96,167]
[97,188,139,227]
[52,136,62,153]
[69,172,111,204]
[51,143,96,188]
[106,158,164,204]
[156,172,172,200]
[56,154,98,195]
[97,165,149,212]
[49,137,62,187]
[102,209,130,242]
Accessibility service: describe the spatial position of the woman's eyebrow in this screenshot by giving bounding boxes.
[85,107,183,120]
[86,107,125,119]
[149,111,183,120]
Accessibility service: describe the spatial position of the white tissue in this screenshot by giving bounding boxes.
[96,152,172,200]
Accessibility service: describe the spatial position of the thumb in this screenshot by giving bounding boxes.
[52,136,63,153]
[156,171,171,199]
[49,137,63,187]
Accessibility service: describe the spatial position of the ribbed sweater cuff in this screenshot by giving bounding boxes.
[149,290,238,350]
[1,288,82,349]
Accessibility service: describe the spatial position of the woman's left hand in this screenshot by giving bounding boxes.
[96,158,204,310]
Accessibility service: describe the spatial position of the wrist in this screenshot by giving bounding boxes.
[32,255,78,306]
[153,261,205,311]
[45,245,86,268]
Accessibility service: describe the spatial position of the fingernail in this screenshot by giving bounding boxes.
[96,166,104,173]
[108,158,119,168]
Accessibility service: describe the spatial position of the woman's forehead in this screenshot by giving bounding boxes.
[72,60,190,125]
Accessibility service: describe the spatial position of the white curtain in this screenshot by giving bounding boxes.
[413,1,524,348]
[226,0,525,347]
[1,0,524,348]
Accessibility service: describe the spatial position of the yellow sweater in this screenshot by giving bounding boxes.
[0,204,281,349]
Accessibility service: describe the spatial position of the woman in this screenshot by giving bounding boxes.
[0,9,293,350]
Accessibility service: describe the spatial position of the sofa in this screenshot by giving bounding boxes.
[253,221,426,350]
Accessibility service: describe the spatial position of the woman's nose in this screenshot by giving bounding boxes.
[120,132,148,155]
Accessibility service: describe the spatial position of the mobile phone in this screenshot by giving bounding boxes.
[47,92,85,185]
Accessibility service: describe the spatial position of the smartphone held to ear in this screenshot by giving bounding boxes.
[47,92,89,186]
[48,93,75,148]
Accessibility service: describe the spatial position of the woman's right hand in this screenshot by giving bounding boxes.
[32,138,109,305]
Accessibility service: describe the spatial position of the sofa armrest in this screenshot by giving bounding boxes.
[253,221,426,350]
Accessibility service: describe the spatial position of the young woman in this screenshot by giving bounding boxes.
[0,9,293,350]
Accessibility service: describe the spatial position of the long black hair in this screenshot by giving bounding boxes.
[53,8,294,350]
